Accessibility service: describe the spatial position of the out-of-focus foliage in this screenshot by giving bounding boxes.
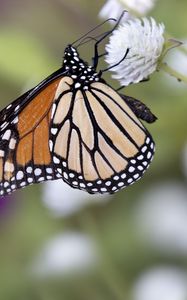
[0,1,187,299]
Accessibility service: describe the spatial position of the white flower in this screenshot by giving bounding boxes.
[99,0,156,19]
[30,232,99,277]
[105,17,165,86]
[134,182,187,256]
[132,266,187,300]
[42,180,110,218]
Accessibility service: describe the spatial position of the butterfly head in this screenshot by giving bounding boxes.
[64,45,79,61]
[63,45,100,89]
[63,45,84,72]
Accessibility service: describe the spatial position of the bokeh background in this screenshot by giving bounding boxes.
[0,1,187,299]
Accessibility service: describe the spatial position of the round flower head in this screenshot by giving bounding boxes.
[105,17,165,86]
[99,0,156,20]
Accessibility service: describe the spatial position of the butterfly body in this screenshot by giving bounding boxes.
[0,45,155,196]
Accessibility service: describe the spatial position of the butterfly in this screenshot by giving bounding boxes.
[0,13,156,196]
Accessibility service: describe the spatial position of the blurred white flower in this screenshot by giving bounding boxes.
[105,17,165,86]
[134,182,187,256]
[164,41,187,89]
[99,0,132,21]
[42,180,110,218]
[132,266,187,300]
[99,0,156,20]
[31,232,99,277]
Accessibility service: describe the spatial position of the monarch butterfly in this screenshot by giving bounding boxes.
[0,13,156,196]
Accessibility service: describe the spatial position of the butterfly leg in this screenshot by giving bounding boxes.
[91,52,107,66]
[93,11,127,69]
[120,94,157,123]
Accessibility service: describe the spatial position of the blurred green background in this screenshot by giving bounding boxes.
[0,1,187,300]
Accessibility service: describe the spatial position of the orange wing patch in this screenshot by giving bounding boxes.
[33,115,51,165]
[16,78,62,166]
[0,76,69,196]
[16,133,33,165]
[18,78,61,137]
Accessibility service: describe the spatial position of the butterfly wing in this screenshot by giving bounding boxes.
[0,71,69,196]
[51,81,155,194]
[0,72,155,196]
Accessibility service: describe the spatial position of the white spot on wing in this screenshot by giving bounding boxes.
[105,181,111,186]
[129,166,135,173]
[133,173,139,179]
[34,168,42,176]
[142,146,147,153]
[2,129,11,140]
[0,150,5,157]
[121,173,126,179]
[63,172,68,179]
[69,173,75,178]
[46,168,53,174]
[16,170,24,180]
[53,156,60,164]
[38,177,45,182]
[9,138,16,150]
[15,105,20,111]
[26,166,32,173]
[49,140,53,151]
[137,155,144,160]
[6,104,12,110]
[51,128,58,135]
[75,83,81,88]
[127,178,133,184]
[0,122,8,130]
[138,165,144,171]
[12,117,18,124]
[72,181,78,186]
[4,161,14,172]
[51,104,56,119]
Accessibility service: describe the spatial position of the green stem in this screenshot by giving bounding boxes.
[79,211,127,300]
[159,62,187,84]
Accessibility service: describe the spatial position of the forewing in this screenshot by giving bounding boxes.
[0,76,66,196]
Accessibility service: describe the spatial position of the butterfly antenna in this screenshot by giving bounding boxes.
[93,10,127,69]
[77,31,110,48]
[77,36,98,48]
[71,18,116,47]
[100,48,130,73]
